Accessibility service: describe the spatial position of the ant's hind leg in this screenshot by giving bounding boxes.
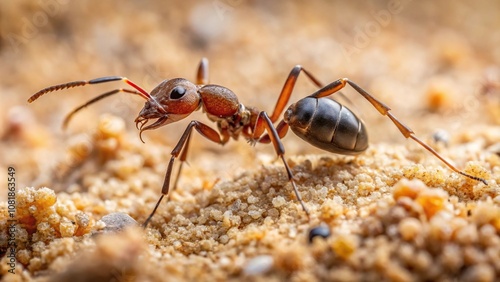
[309,78,488,185]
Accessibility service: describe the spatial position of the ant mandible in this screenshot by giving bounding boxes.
[28,58,488,228]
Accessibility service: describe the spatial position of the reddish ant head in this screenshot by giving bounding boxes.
[135,78,201,141]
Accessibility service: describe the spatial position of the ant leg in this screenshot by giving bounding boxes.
[28,76,153,102]
[256,111,310,218]
[62,88,144,129]
[253,66,353,140]
[310,78,488,185]
[269,66,324,122]
[252,66,323,140]
[197,57,209,85]
[143,121,223,228]
[258,120,289,144]
[170,132,192,199]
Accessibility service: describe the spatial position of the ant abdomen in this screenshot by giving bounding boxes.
[285,97,368,155]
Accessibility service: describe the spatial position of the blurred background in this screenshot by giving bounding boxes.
[0,0,499,193]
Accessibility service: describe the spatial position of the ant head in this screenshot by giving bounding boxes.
[135,78,201,141]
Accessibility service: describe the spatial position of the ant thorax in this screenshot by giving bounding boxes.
[206,103,255,140]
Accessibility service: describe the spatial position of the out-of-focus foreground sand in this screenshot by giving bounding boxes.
[1,1,499,281]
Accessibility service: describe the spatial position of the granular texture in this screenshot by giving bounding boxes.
[1,116,498,281]
[1,1,499,281]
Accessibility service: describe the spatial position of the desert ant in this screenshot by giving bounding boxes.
[29,58,488,229]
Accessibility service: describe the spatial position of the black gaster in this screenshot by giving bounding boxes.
[287,97,368,155]
[309,98,341,143]
[332,105,359,150]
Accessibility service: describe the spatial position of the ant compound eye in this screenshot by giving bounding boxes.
[170,86,186,99]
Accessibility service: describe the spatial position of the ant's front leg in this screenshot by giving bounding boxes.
[143,120,224,228]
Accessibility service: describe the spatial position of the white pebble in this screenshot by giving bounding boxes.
[243,255,274,276]
[272,196,286,208]
[247,195,259,204]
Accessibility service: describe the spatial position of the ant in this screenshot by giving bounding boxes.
[29,58,488,229]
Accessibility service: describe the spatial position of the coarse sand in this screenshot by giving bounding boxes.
[1,1,500,281]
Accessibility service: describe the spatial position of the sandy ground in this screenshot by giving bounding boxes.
[1,1,500,281]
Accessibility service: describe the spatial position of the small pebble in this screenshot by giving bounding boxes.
[432,129,450,146]
[99,212,137,233]
[308,224,331,243]
[399,217,422,241]
[243,255,274,276]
